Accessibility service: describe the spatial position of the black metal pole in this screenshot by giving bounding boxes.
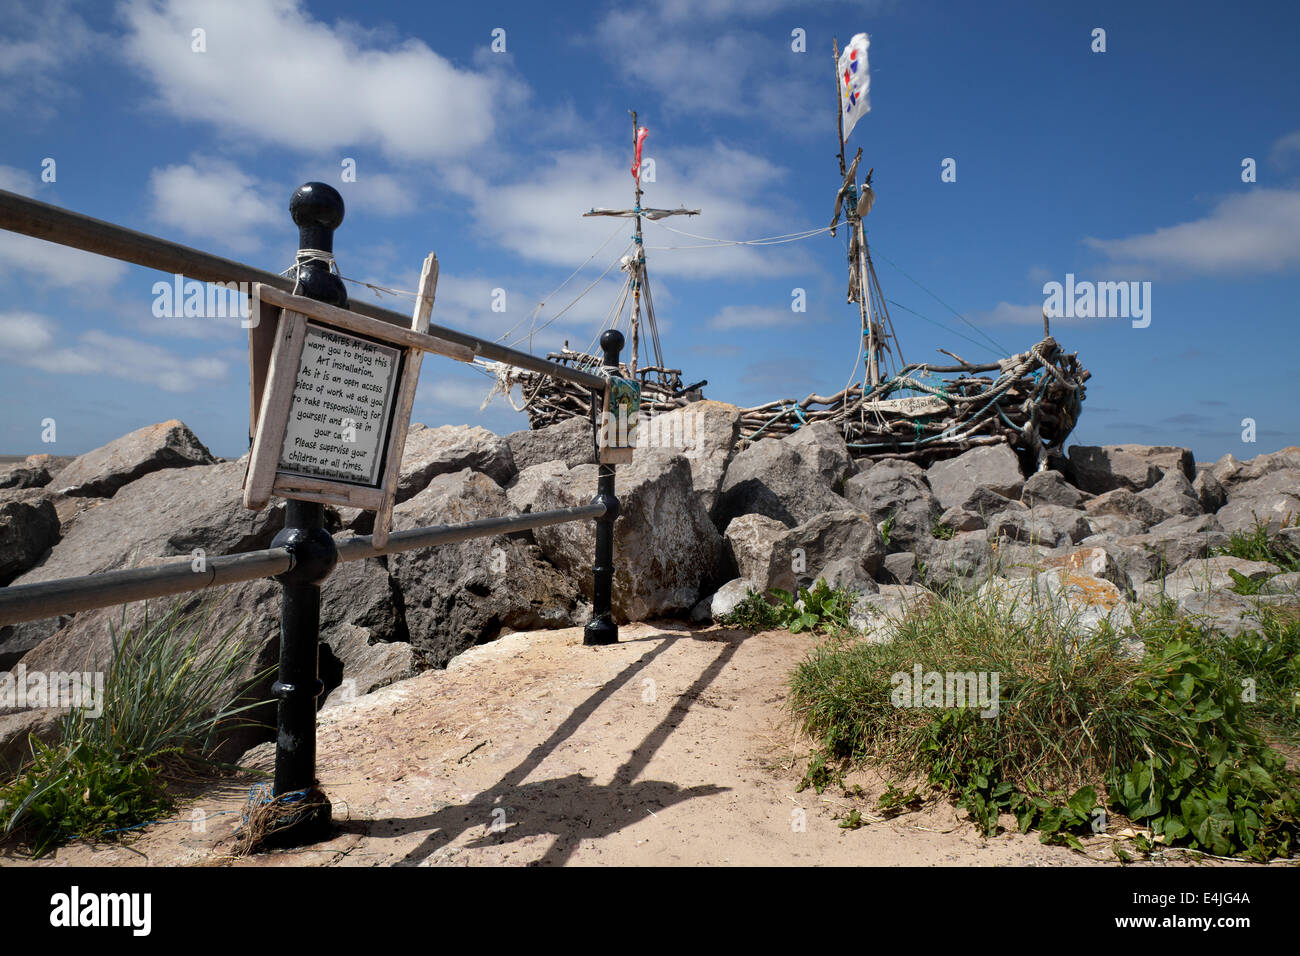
[263,183,345,847]
[584,329,624,646]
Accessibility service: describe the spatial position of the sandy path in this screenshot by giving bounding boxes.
[6,623,1182,867]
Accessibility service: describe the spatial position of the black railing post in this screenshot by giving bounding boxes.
[584,329,624,646]
[263,182,345,846]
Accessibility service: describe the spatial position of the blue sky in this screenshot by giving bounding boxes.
[1,0,1297,462]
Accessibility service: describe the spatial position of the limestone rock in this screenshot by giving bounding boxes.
[533,455,723,621]
[1021,469,1093,510]
[716,437,852,529]
[780,420,854,492]
[635,401,743,518]
[506,416,593,472]
[391,469,585,664]
[986,505,1091,548]
[843,459,940,552]
[0,489,60,585]
[691,577,757,623]
[1068,444,1194,495]
[397,424,515,500]
[926,445,1024,511]
[848,585,936,644]
[51,421,216,498]
[1137,469,1203,519]
[1084,489,1167,529]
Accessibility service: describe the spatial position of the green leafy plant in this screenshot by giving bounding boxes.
[719,579,854,635]
[787,587,1300,860]
[879,512,896,550]
[1,596,268,857]
[931,521,955,540]
[1213,518,1300,572]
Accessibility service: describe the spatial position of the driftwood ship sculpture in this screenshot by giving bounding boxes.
[487,35,1089,468]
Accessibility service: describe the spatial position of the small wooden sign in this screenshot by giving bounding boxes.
[244,253,471,547]
[861,394,950,418]
[597,375,640,465]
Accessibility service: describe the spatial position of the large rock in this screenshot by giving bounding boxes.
[0,459,52,490]
[1211,448,1300,495]
[635,400,742,517]
[506,461,569,514]
[1137,470,1203,520]
[780,510,884,590]
[690,578,754,623]
[397,424,515,499]
[849,584,937,644]
[1227,468,1300,502]
[1192,470,1227,514]
[978,569,1134,638]
[917,530,995,588]
[1216,492,1300,534]
[843,459,940,552]
[716,437,852,530]
[1,459,287,666]
[926,445,1024,511]
[780,420,854,492]
[0,708,64,775]
[1120,514,1228,580]
[0,489,60,585]
[986,505,1091,548]
[724,513,790,591]
[505,416,594,472]
[533,455,723,621]
[320,623,418,708]
[1068,444,1195,495]
[391,469,586,664]
[1084,489,1168,530]
[1021,469,1093,510]
[49,420,215,498]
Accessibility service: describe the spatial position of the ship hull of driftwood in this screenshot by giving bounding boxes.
[512,335,1088,467]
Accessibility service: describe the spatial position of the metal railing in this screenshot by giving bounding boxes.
[0,182,625,849]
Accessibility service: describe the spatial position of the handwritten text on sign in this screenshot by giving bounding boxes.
[278,323,402,486]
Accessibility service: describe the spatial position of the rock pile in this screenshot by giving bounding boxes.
[1,412,1297,765]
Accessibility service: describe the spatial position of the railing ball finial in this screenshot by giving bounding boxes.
[289,182,347,307]
[600,329,625,366]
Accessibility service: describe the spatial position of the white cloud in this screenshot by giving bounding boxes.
[1268,130,1300,167]
[1084,188,1300,275]
[0,231,129,288]
[707,304,800,331]
[120,0,499,161]
[0,0,99,114]
[0,311,228,392]
[972,301,1048,326]
[0,164,38,195]
[148,157,280,253]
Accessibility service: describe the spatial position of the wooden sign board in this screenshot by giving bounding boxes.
[861,395,950,418]
[597,375,640,465]
[244,254,472,547]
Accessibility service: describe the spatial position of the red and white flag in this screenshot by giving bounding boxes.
[632,126,649,180]
[838,33,871,141]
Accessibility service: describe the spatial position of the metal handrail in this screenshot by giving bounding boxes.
[0,189,606,392]
[0,502,606,627]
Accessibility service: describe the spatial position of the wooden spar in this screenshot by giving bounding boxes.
[629,109,644,379]
[833,37,847,181]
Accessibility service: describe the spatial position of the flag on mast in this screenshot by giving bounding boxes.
[632,126,649,181]
[838,33,871,141]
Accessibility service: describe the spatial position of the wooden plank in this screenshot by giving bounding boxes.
[254,283,475,364]
[271,473,385,510]
[369,252,438,548]
[243,311,309,510]
[861,395,950,417]
[247,300,280,443]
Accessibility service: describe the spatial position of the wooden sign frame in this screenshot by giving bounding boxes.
[243,254,471,547]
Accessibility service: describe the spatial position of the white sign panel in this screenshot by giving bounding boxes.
[861,395,949,418]
[277,323,402,487]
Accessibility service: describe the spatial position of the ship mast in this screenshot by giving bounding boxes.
[582,110,701,383]
[831,36,901,389]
